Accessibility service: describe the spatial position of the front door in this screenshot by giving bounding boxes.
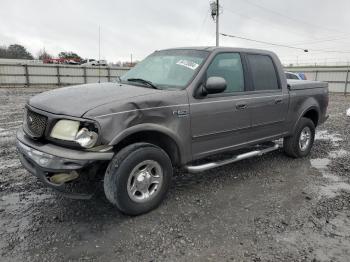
[189,52,253,160]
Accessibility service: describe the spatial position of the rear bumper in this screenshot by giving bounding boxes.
[16,127,114,199]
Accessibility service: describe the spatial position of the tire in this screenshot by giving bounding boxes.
[104,143,173,215]
[283,117,315,158]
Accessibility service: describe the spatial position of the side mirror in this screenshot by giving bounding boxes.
[205,76,227,95]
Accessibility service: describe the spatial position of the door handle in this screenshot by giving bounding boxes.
[274,98,283,104]
[236,103,247,110]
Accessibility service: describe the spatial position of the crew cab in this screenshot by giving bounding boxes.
[16,47,329,215]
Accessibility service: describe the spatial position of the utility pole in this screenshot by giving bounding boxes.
[98,25,101,83]
[98,26,101,63]
[130,53,133,66]
[216,0,219,46]
[210,0,220,46]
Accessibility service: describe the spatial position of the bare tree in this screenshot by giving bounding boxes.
[37,48,53,60]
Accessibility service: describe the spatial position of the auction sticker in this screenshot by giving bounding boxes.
[176,60,199,70]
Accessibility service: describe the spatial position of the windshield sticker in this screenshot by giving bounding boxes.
[176,60,199,70]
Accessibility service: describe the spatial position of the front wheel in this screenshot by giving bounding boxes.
[283,117,315,158]
[104,143,173,215]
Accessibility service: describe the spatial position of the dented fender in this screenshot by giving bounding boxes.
[84,89,192,164]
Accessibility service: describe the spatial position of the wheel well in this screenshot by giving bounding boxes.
[303,109,319,126]
[113,131,181,166]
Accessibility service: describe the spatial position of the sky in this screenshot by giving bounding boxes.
[1,0,350,65]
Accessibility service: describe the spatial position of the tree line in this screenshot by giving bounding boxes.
[0,44,82,60]
[0,43,137,66]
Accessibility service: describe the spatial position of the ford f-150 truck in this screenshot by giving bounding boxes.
[16,47,329,215]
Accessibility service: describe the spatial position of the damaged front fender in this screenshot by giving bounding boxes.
[84,89,192,164]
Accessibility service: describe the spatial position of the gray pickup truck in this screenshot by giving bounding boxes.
[17,47,329,215]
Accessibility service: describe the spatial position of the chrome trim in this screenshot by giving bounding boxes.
[127,160,163,203]
[190,94,284,106]
[95,104,189,118]
[94,94,284,118]
[299,126,311,151]
[185,143,280,173]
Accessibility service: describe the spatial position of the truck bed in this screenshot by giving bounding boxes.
[287,80,328,90]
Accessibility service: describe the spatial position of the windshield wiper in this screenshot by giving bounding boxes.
[127,78,158,89]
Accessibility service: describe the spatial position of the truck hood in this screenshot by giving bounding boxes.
[28,83,160,117]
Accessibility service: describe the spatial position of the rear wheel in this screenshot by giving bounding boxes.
[283,117,315,158]
[104,143,173,215]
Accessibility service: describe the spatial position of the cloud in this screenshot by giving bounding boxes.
[1,0,350,64]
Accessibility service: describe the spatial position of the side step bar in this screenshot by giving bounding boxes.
[184,143,280,173]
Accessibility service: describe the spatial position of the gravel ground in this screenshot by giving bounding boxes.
[0,88,349,262]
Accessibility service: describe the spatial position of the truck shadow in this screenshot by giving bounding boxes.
[49,149,297,222]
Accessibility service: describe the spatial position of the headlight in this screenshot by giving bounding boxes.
[50,120,80,141]
[50,120,98,148]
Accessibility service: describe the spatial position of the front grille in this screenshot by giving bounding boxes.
[24,108,47,138]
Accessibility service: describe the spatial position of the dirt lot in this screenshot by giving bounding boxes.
[0,88,349,262]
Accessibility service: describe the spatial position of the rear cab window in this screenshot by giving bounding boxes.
[247,54,280,91]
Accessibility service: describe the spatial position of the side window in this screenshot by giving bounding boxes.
[206,53,244,93]
[247,55,279,91]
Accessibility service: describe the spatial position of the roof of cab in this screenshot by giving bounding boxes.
[160,46,276,55]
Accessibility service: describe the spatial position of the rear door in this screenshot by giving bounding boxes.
[245,54,289,138]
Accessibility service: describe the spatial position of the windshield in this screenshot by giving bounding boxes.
[120,49,209,89]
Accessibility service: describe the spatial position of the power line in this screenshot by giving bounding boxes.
[224,7,309,39]
[223,5,350,47]
[291,36,350,46]
[242,0,348,35]
[220,33,308,52]
[309,48,350,54]
[221,32,350,54]
[195,8,210,41]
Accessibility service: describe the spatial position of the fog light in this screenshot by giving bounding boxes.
[50,171,79,184]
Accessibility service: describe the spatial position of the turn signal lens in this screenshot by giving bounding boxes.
[75,128,98,148]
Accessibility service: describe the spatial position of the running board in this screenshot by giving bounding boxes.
[185,143,280,173]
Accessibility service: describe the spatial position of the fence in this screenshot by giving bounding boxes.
[285,66,350,94]
[0,63,348,94]
[0,63,130,88]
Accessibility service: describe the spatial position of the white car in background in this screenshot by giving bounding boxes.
[95,60,107,66]
[81,59,107,66]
